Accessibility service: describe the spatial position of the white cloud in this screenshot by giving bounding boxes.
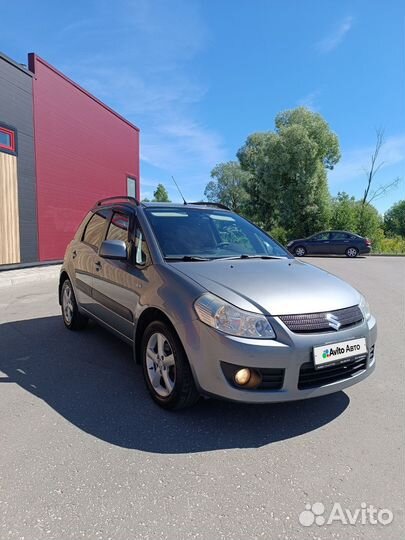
[297,89,322,111]
[58,0,227,185]
[329,134,405,184]
[316,16,353,53]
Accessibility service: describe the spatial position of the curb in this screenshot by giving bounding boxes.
[370,253,405,257]
[0,265,61,289]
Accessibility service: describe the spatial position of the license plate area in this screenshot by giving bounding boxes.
[313,338,367,370]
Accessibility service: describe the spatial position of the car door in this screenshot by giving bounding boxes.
[329,232,350,254]
[73,210,109,312]
[307,232,331,254]
[91,209,152,341]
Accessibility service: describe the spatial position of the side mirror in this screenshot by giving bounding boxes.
[99,240,127,260]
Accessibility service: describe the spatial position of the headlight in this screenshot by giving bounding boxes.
[194,293,276,339]
[286,241,293,247]
[359,295,371,321]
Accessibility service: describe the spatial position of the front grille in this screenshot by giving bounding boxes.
[298,356,367,390]
[279,305,363,334]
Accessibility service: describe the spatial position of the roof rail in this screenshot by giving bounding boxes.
[189,201,231,211]
[95,196,141,207]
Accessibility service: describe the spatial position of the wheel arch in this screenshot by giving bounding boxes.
[134,307,180,365]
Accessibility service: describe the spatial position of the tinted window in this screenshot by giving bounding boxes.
[330,232,349,240]
[82,212,107,249]
[144,208,289,259]
[311,232,330,241]
[106,212,129,243]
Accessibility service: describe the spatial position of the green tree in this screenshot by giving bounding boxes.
[237,107,340,237]
[330,192,358,231]
[153,184,171,202]
[353,201,384,244]
[330,192,384,246]
[384,200,405,237]
[204,161,251,212]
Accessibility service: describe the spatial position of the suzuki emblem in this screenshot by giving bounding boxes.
[326,313,341,331]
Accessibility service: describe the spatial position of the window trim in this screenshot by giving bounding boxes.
[0,124,17,155]
[106,210,131,244]
[134,219,152,267]
[81,210,110,251]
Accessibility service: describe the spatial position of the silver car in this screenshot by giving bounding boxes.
[59,197,377,409]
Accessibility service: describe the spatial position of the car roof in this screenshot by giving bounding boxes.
[311,230,359,235]
[92,197,232,213]
[142,202,231,211]
[329,230,360,235]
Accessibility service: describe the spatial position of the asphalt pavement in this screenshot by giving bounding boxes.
[0,256,404,539]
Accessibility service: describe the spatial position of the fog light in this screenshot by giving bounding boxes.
[234,368,251,386]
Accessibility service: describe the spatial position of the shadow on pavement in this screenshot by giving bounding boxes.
[0,316,349,453]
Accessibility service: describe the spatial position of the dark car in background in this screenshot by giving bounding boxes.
[287,231,371,258]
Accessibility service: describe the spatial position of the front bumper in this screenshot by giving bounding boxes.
[182,315,377,403]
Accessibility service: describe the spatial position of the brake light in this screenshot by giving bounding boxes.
[365,238,371,246]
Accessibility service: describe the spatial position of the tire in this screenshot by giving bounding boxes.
[345,247,359,258]
[141,320,199,410]
[294,245,306,257]
[61,278,88,330]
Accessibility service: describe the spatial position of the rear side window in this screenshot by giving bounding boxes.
[331,232,349,240]
[82,212,108,249]
[106,212,129,243]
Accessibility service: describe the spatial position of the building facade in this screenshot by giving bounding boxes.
[0,52,140,267]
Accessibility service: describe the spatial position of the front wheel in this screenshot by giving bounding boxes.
[294,246,306,257]
[141,321,199,410]
[345,247,359,258]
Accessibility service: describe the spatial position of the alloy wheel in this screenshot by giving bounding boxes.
[346,247,358,258]
[145,332,176,397]
[295,247,306,257]
[62,282,74,324]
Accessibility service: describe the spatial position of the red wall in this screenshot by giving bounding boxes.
[29,54,140,261]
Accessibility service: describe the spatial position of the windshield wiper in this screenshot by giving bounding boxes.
[165,255,211,262]
[214,254,285,260]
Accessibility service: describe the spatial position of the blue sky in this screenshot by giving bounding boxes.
[2,0,404,212]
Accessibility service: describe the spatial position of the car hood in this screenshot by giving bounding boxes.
[170,258,361,315]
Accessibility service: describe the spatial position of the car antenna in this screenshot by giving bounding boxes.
[171,176,187,205]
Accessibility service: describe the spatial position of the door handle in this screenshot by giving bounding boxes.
[95,260,102,271]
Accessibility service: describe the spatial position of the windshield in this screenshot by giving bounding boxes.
[144,207,291,260]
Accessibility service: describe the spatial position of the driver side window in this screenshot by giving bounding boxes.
[312,232,329,241]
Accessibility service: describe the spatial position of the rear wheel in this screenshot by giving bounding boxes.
[294,246,306,257]
[61,278,88,330]
[141,320,199,410]
[345,247,359,258]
